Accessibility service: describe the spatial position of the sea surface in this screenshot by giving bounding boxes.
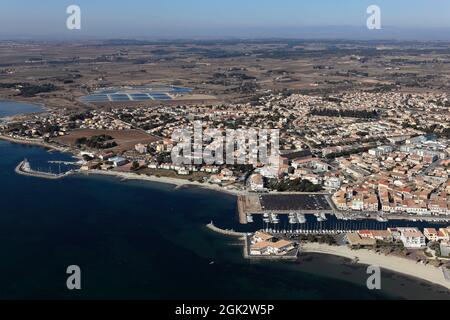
[0,100,43,118]
[0,101,449,300]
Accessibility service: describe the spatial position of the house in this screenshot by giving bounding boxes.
[135,143,148,154]
[80,161,100,171]
[99,152,115,161]
[249,174,265,192]
[437,228,450,241]
[252,231,274,243]
[249,236,295,256]
[357,230,393,242]
[268,240,295,254]
[109,156,128,167]
[250,242,271,255]
[346,233,376,247]
[177,167,190,175]
[398,228,426,249]
[424,228,438,242]
[440,242,450,257]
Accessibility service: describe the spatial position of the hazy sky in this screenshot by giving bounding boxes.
[1,0,450,39]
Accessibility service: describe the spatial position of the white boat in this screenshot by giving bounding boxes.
[296,213,306,224]
[376,216,388,223]
[246,214,254,223]
[315,213,325,222]
[288,213,297,224]
[271,213,280,224]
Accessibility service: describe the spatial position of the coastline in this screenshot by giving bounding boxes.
[302,242,450,292]
[3,132,450,297]
[79,169,245,196]
[0,135,68,153]
[0,134,243,196]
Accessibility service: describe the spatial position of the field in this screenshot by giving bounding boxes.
[1,40,450,110]
[55,129,161,153]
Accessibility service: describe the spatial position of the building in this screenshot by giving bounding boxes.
[346,233,377,247]
[249,233,295,256]
[440,242,450,257]
[357,230,393,242]
[249,174,265,192]
[398,228,426,249]
[109,156,128,167]
[135,143,148,154]
[424,228,438,242]
[252,231,274,243]
[268,240,295,254]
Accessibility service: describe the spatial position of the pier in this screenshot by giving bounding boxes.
[206,221,247,238]
[15,159,74,180]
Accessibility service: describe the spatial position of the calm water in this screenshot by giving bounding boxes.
[0,102,449,300]
[0,100,43,118]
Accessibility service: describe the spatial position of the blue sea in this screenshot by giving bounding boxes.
[0,101,449,300]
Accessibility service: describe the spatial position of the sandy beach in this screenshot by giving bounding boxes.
[79,169,245,196]
[302,242,450,291]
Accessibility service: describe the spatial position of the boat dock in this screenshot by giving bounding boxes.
[15,159,74,180]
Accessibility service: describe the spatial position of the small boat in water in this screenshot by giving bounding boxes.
[271,213,280,224]
[376,216,388,222]
[315,213,326,222]
[288,212,297,224]
[296,213,306,224]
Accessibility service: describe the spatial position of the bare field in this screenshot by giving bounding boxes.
[1,40,450,109]
[55,129,161,153]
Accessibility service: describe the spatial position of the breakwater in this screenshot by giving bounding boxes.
[15,160,74,180]
[206,221,247,238]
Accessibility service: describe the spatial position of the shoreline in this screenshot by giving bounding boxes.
[79,169,245,196]
[302,242,450,292]
[0,135,69,153]
[3,134,450,296]
[0,135,244,197]
[2,135,450,223]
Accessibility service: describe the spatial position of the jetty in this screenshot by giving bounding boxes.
[15,159,74,180]
[206,221,247,238]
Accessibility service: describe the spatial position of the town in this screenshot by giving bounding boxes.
[1,89,449,218]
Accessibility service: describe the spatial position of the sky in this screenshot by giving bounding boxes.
[1,0,450,40]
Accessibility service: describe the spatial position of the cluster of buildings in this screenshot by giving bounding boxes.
[348,225,450,256]
[332,136,450,216]
[1,90,448,204]
[249,231,296,256]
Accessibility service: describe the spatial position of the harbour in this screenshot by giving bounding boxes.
[0,138,449,299]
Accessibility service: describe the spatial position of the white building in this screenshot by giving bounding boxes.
[398,228,426,249]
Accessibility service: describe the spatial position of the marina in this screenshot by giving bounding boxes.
[235,212,449,235]
[15,159,74,180]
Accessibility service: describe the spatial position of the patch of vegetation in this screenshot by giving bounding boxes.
[75,135,117,149]
[19,83,57,97]
[266,178,322,192]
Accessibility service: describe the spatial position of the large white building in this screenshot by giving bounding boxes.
[398,228,426,249]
